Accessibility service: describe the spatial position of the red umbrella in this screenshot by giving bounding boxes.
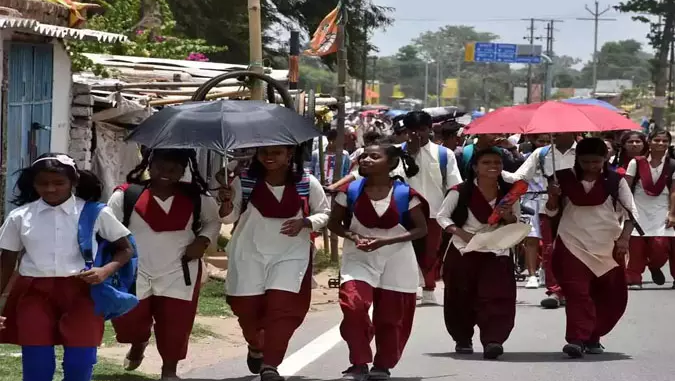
[464,101,640,135]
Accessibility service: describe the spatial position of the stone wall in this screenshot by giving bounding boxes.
[69,82,94,169]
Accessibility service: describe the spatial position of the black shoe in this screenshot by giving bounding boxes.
[584,342,605,355]
[562,343,584,358]
[369,367,391,381]
[650,267,666,286]
[540,294,561,309]
[260,368,285,381]
[247,347,263,374]
[341,364,369,381]
[455,341,474,354]
[483,343,504,360]
[671,281,675,289]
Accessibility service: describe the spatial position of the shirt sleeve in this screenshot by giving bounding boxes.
[444,150,463,189]
[0,213,23,252]
[436,190,460,230]
[512,147,540,181]
[197,195,222,243]
[221,177,243,224]
[335,192,348,207]
[95,206,132,243]
[107,190,125,222]
[307,175,331,231]
[617,178,639,221]
[625,159,637,177]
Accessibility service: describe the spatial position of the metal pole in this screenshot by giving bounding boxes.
[578,2,615,96]
[289,31,300,90]
[527,18,534,104]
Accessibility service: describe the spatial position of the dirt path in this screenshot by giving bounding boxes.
[97,270,340,376]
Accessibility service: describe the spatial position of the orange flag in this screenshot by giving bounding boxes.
[44,0,100,28]
[304,2,342,57]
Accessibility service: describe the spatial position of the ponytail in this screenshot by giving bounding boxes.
[398,149,420,177]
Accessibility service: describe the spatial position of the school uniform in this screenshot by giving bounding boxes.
[545,169,637,345]
[0,196,130,379]
[510,143,577,298]
[350,142,462,295]
[107,187,221,363]
[436,182,520,349]
[625,157,675,285]
[221,172,329,368]
[335,183,425,370]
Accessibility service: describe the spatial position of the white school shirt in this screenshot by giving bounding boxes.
[108,191,221,301]
[0,196,130,277]
[545,176,638,277]
[436,185,521,257]
[626,157,675,237]
[352,141,462,218]
[504,143,577,212]
[335,189,421,293]
[221,175,330,296]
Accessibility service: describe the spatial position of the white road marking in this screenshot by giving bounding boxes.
[276,307,374,377]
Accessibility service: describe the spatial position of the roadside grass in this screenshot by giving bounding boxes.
[198,278,232,317]
[313,247,340,275]
[0,345,157,381]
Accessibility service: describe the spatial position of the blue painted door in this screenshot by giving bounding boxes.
[3,43,53,216]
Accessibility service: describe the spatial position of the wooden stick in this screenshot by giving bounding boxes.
[248,0,264,100]
[147,90,249,106]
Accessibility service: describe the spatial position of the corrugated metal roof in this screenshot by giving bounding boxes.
[0,16,127,43]
[82,53,288,83]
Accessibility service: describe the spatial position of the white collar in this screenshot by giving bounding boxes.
[36,195,78,215]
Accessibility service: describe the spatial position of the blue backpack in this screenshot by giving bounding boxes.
[400,143,449,189]
[538,145,551,174]
[78,202,139,320]
[345,178,411,226]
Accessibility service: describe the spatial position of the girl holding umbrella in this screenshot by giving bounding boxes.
[219,145,330,381]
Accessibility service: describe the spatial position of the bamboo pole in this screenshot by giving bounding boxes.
[248,0,264,100]
[148,90,248,106]
[330,11,348,263]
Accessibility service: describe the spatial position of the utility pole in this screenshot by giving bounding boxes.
[248,0,264,100]
[577,1,616,96]
[523,18,547,103]
[424,60,429,107]
[332,8,347,262]
[543,19,563,100]
[525,18,535,104]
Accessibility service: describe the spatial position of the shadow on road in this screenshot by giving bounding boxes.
[425,351,632,363]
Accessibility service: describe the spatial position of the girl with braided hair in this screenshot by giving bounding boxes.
[108,148,222,379]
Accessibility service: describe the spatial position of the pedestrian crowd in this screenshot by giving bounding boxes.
[0,108,671,381]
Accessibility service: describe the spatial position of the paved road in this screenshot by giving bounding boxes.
[185,278,675,381]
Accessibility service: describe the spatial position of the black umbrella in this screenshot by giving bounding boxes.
[126,100,321,153]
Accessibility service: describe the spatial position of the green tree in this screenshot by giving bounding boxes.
[578,39,652,86]
[616,0,675,125]
[71,0,223,73]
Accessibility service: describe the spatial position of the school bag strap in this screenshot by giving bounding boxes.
[344,178,413,227]
[538,145,551,175]
[78,202,107,270]
[78,201,140,320]
[462,144,474,176]
[122,184,145,227]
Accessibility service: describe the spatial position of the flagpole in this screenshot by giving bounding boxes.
[331,4,347,262]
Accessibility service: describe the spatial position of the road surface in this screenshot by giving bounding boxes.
[185,278,675,381]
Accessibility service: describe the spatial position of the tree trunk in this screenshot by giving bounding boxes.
[653,11,675,128]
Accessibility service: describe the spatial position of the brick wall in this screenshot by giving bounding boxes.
[69,82,93,169]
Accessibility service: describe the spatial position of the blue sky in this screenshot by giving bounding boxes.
[370,0,653,63]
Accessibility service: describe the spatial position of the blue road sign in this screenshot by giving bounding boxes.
[474,42,496,62]
[470,42,542,64]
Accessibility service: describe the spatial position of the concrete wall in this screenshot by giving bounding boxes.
[50,41,72,154]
